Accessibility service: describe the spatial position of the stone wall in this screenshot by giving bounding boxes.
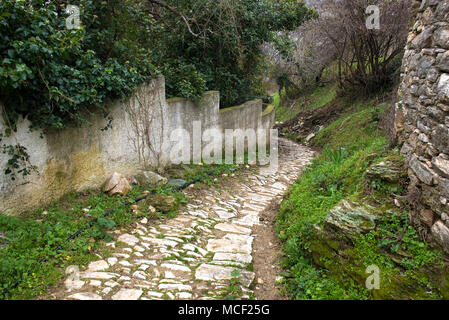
[0,76,275,215]
[396,0,449,249]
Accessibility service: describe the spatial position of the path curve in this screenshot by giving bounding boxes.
[57,138,315,300]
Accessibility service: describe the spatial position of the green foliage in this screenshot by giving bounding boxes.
[0,0,315,178]
[273,84,337,123]
[0,0,157,178]
[150,0,317,107]
[0,159,244,299]
[221,269,243,300]
[282,257,369,300]
[0,139,37,180]
[1,1,156,131]
[0,187,143,299]
[276,89,442,300]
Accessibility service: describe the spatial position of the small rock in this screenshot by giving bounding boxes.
[257,278,264,285]
[143,194,177,213]
[119,260,132,267]
[87,260,109,272]
[112,289,143,300]
[305,133,315,142]
[102,287,112,295]
[167,179,187,188]
[79,272,119,280]
[64,278,85,291]
[419,209,435,228]
[325,200,379,239]
[107,257,118,266]
[104,172,132,196]
[136,171,168,187]
[431,220,449,253]
[89,280,101,287]
[117,233,139,246]
[366,159,405,183]
[68,293,102,300]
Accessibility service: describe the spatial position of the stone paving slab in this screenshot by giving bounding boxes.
[58,138,314,300]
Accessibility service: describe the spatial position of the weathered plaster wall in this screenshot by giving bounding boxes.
[396,0,449,249]
[0,76,275,215]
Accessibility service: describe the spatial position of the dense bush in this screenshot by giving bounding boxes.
[0,0,315,178]
[0,1,156,131]
[148,0,317,107]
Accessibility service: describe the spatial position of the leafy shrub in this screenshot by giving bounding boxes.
[0,1,156,131]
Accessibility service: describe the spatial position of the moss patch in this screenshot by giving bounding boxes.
[276,87,447,300]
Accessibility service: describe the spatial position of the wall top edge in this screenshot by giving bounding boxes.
[218,99,263,114]
[262,104,275,117]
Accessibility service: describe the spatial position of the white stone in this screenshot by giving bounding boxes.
[134,259,157,266]
[176,292,193,299]
[89,280,102,287]
[234,214,259,227]
[117,233,139,246]
[147,291,164,298]
[68,292,102,300]
[438,74,449,100]
[182,244,207,256]
[133,271,147,280]
[64,278,85,291]
[214,223,251,234]
[139,264,150,271]
[112,289,143,300]
[214,209,237,220]
[79,272,119,280]
[206,236,252,254]
[104,280,119,288]
[107,257,118,266]
[86,260,109,272]
[158,283,192,291]
[119,260,132,267]
[271,182,287,191]
[142,237,178,247]
[195,264,255,287]
[160,263,191,272]
[113,253,130,259]
[102,287,112,295]
[213,252,252,264]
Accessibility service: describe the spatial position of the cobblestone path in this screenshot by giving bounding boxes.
[58,138,315,300]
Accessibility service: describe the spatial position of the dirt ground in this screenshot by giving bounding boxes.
[253,199,289,300]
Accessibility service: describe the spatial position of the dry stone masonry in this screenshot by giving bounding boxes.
[396,0,449,250]
[56,139,315,300]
